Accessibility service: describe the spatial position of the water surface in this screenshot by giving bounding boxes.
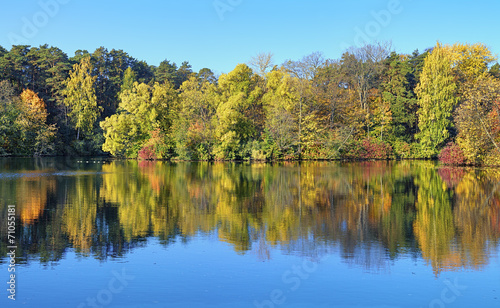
[0,158,499,307]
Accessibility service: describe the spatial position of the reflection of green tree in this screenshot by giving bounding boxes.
[381,174,416,257]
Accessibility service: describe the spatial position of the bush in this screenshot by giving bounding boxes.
[392,140,412,159]
[438,142,466,165]
[214,131,241,160]
[138,144,157,160]
[343,138,393,160]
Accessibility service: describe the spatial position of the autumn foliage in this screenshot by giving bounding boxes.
[343,138,393,160]
[438,142,467,165]
[138,144,157,160]
[2,42,500,163]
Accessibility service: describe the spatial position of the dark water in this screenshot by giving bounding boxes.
[0,158,499,307]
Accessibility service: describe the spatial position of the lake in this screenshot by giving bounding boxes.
[0,158,499,307]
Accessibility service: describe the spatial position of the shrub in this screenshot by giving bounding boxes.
[138,144,157,160]
[438,142,466,165]
[392,140,412,159]
[343,138,393,160]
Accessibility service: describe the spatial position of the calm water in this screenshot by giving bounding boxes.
[0,158,499,307]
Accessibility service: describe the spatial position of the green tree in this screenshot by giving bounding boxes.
[490,63,500,79]
[378,52,419,151]
[155,60,178,85]
[176,61,194,87]
[416,43,458,158]
[0,81,22,154]
[0,45,30,92]
[197,68,217,84]
[92,47,137,118]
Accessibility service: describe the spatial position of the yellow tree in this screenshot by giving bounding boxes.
[101,82,177,157]
[262,69,301,158]
[450,43,499,164]
[175,76,218,160]
[63,56,101,140]
[455,75,500,164]
[214,64,263,160]
[450,42,496,83]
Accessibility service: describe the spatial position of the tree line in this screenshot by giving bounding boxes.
[1,42,500,164]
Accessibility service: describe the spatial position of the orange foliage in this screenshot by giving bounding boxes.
[20,89,48,122]
[18,172,56,225]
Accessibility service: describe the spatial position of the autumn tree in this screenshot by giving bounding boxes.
[100,82,177,157]
[448,43,497,164]
[282,52,331,158]
[340,42,391,137]
[121,67,137,93]
[313,61,361,156]
[63,56,101,140]
[262,70,300,158]
[18,89,57,155]
[415,43,458,158]
[174,76,218,160]
[455,75,500,164]
[213,64,263,160]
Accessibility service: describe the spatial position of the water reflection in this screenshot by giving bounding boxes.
[0,159,499,275]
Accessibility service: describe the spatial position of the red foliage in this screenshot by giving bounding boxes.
[438,142,466,165]
[344,138,393,160]
[437,167,466,188]
[138,144,157,160]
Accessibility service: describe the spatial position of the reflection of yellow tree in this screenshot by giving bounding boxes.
[101,162,159,241]
[59,159,499,272]
[212,164,260,253]
[413,162,457,275]
[62,176,97,253]
[165,163,217,238]
[454,170,500,270]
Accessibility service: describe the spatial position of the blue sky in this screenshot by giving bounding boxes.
[1,0,499,75]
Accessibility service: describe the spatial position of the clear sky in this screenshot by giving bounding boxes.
[1,0,499,75]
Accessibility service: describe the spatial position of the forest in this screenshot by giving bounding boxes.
[1,42,500,164]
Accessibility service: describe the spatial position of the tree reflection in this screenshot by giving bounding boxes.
[0,159,499,275]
